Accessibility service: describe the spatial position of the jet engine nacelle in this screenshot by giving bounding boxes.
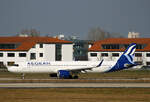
[57,70,72,79]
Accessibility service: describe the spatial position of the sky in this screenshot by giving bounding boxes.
[0,0,150,39]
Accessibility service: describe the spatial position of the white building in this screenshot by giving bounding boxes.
[88,38,150,66]
[0,36,73,66]
[53,34,65,40]
[128,32,140,38]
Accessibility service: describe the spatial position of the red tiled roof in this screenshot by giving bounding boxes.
[89,38,150,52]
[0,36,72,51]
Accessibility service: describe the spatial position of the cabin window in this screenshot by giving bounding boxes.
[30,53,36,60]
[0,53,3,57]
[135,53,142,57]
[7,53,15,57]
[39,53,43,57]
[101,53,108,57]
[112,53,119,57]
[19,53,26,57]
[90,53,97,57]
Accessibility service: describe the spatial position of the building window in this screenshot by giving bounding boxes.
[136,44,144,49]
[0,44,20,49]
[40,44,43,48]
[112,53,119,57]
[135,61,142,65]
[39,53,43,57]
[7,53,15,57]
[146,62,150,66]
[124,44,130,49]
[55,44,62,61]
[30,53,36,60]
[0,53,3,57]
[0,62,3,65]
[32,45,35,48]
[102,44,120,49]
[19,53,26,57]
[146,53,150,57]
[135,53,142,57]
[7,62,15,66]
[90,53,97,57]
[0,62,4,68]
[101,53,108,57]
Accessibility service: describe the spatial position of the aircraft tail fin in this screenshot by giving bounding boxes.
[108,43,136,72]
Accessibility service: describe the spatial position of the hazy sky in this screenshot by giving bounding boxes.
[0,0,150,39]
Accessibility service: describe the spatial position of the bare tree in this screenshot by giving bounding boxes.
[87,27,111,41]
[20,29,30,35]
[87,27,123,41]
[18,28,40,37]
[111,32,124,38]
[30,29,40,37]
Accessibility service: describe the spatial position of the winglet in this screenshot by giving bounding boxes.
[96,59,104,67]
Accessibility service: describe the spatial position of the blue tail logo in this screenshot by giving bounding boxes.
[108,43,136,72]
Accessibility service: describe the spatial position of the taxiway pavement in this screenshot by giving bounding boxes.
[0,83,150,88]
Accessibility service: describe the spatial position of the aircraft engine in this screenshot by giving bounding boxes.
[57,70,72,79]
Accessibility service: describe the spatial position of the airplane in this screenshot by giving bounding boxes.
[7,43,137,79]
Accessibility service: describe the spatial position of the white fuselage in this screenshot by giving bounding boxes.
[8,61,116,73]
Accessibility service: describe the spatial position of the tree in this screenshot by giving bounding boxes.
[18,28,40,37]
[111,32,124,38]
[87,27,123,41]
[30,29,40,37]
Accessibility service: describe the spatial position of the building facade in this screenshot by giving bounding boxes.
[72,40,93,61]
[0,37,73,66]
[88,38,150,66]
[53,34,94,61]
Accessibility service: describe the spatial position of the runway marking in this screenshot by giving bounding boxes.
[0,78,150,80]
[0,83,150,88]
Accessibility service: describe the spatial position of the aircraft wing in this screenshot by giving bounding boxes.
[66,59,104,73]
